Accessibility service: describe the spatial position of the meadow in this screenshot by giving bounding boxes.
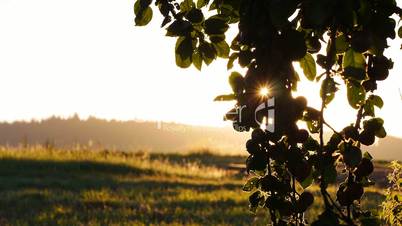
[0,148,390,226]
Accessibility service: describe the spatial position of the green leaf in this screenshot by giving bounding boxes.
[335,34,349,53]
[134,1,153,26]
[369,95,384,108]
[299,53,316,81]
[175,36,193,68]
[307,120,320,133]
[339,141,362,168]
[363,95,383,117]
[346,80,366,109]
[192,50,202,70]
[363,117,384,131]
[343,49,366,80]
[243,177,259,191]
[300,170,314,189]
[363,101,375,117]
[199,42,216,65]
[304,107,320,121]
[185,8,204,24]
[343,66,366,80]
[204,15,229,35]
[230,36,240,51]
[363,151,373,160]
[180,0,195,13]
[175,53,192,68]
[208,0,217,10]
[229,72,244,93]
[238,50,252,67]
[227,53,238,70]
[139,0,152,8]
[214,94,236,101]
[375,126,386,138]
[212,41,230,58]
[248,191,262,212]
[328,133,342,149]
[320,77,338,105]
[134,0,148,13]
[196,0,210,8]
[343,49,366,69]
[209,34,225,43]
[398,26,402,39]
[166,20,192,37]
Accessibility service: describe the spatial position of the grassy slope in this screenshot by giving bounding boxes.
[0,149,387,226]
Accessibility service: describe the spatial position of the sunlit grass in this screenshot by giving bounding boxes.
[0,148,389,226]
[0,148,230,179]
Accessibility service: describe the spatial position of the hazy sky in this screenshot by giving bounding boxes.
[0,0,401,138]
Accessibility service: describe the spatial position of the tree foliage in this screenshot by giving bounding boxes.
[381,161,402,225]
[135,0,402,225]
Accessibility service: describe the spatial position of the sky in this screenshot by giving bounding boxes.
[0,0,401,138]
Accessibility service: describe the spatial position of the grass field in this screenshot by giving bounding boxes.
[0,148,390,226]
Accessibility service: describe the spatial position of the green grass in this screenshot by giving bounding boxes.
[0,148,387,225]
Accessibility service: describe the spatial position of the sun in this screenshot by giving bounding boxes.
[259,87,270,97]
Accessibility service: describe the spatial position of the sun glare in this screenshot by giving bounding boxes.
[259,87,269,96]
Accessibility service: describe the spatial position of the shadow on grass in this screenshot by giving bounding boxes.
[0,157,151,176]
[0,195,259,226]
[0,158,252,225]
[0,158,151,191]
[0,158,239,191]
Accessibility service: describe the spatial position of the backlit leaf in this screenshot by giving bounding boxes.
[369,95,384,108]
[197,0,210,8]
[398,26,402,38]
[175,37,193,68]
[243,177,259,191]
[180,0,195,13]
[343,49,367,80]
[320,77,338,105]
[204,15,229,35]
[213,40,230,58]
[192,50,202,70]
[134,1,153,26]
[299,53,316,81]
[227,53,238,70]
[347,80,366,109]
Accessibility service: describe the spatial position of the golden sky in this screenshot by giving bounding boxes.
[0,0,401,138]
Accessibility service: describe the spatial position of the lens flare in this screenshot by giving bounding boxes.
[259,87,269,96]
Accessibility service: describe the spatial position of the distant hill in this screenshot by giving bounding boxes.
[0,116,249,153]
[0,116,400,160]
[363,136,402,161]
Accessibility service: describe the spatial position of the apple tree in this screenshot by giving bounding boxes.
[135,0,402,225]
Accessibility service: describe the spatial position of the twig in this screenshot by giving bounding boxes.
[323,120,344,140]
